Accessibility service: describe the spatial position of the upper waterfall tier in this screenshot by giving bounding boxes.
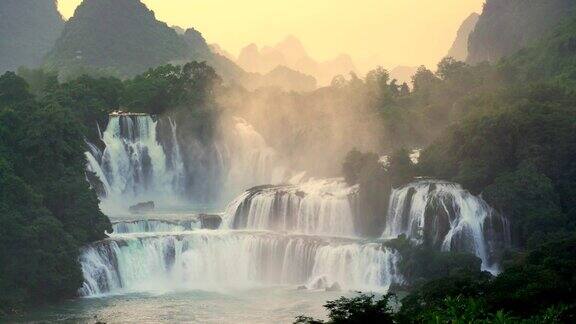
[86,115,185,211]
[79,231,402,296]
[222,179,359,237]
[85,115,288,212]
[383,180,510,272]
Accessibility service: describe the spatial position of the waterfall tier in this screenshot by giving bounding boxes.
[222,179,358,237]
[85,115,185,212]
[86,115,287,213]
[79,231,402,296]
[112,220,200,234]
[383,180,510,272]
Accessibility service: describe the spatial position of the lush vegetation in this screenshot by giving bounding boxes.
[467,0,576,64]
[301,6,576,323]
[44,0,189,78]
[0,60,221,315]
[297,236,575,323]
[0,72,111,314]
[341,149,414,237]
[0,0,63,74]
[295,294,397,324]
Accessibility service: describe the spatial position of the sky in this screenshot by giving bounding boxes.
[57,0,484,69]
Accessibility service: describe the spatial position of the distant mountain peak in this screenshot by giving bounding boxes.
[447,13,479,61]
[0,0,64,73]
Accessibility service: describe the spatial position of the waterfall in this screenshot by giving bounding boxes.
[112,220,199,234]
[79,232,402,296]
[382,180,510,273]
[80,114,511,301]
[85,115,289,212]
[222,179,358,237]
[83,115,184,212]
[220,117,287,199]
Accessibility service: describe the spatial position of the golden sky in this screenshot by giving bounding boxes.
[57,0,484,69]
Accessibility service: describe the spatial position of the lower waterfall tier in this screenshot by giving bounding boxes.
[79,231,402,296]
[383,180,510,272]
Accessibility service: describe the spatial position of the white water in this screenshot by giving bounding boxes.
[86,115,290,213]
[85,115,184,213]
[220,117,288,201]
[80,231,402,296]
[383,180,509,273]
[79,113,510,320]
[112,220,199,234]
[223,178,358,237]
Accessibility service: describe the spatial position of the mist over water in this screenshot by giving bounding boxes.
[86,114,288,214]
[77,109,509,322]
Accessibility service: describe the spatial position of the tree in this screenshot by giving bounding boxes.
[411,65,440,93]
[295,294,396,324]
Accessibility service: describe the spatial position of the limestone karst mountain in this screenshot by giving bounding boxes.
[0,0,64,74]
[447,13,479,61]
[467,0,576,64]
[237,36,358,86]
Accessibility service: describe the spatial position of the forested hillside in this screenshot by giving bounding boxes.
[45,0,189,78]
[467,0,576,64]
[297,6,576,323]
[0,0,64,74]
[0,72,111,314]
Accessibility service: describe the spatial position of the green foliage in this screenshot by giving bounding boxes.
[396,236,576,322]
[122,62,221,115]
[0,0,63,74]
[341,149,416,237]
[419,84,576,246]
[0,72,111,314]
[44,0,189,78]
[0,72,32,105]
[484,164,567,247]
[342,149,379,186]
[500,11,576,87]
[295,294,396,324]
[44,75,124,143]
[467,0,576,64]
[17,67,59,97]
[385,235,483,286]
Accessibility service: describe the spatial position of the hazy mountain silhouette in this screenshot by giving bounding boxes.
[447,13,479,61]
[0,0,64,74]
[45,0,191,77]
[467,0,576,64]
[237,36,358,86]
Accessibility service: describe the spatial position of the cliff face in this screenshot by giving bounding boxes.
[467,0,576,64]
[0,0,64,73]
[447,13,479,61]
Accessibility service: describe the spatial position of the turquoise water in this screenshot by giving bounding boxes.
[9,287,351,323]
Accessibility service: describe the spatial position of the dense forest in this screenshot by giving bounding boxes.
[0,72,111,313]
[300,6,576,323]
[0,62,220,314]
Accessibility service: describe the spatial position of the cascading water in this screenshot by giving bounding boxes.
[382,180,510,273]
[79,231,401,296]
[219,117,288,201]
[85,114,288,212]
[78,111,512,324]
[112,220,199,234]
[85,114,184,212]
[222,179,358,237]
